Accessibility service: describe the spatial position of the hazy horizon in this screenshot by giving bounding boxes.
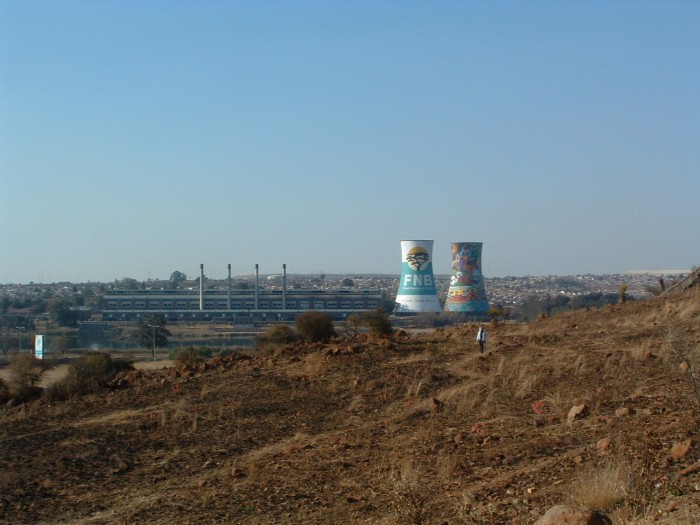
[2,2,698,283]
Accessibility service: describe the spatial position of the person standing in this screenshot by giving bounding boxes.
[476,326,487,353]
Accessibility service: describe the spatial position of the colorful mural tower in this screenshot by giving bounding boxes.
[444,242,489,316]
[395,240,441,313]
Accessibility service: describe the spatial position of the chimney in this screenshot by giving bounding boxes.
[227,264,232,310]
[282,264,287,310]
[199,264,204,311]
[255,264,259,310]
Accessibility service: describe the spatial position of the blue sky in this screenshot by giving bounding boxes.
[1,1,698,283]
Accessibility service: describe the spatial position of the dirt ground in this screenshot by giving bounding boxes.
[2,287,700,524]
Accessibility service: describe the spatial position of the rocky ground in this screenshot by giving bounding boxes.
[1,286,700,524]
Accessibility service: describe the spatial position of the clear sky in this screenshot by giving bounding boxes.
[1,1,698,284]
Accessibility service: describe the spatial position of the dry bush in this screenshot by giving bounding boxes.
[629,341,655,361]
[625,509,700,525]
[169,346,211,368]
[478,388,502,418]
[256,324,299,350]
[388,457,435,525]
[296,311,336,342]
[513,366,548,400]
[0,377,10,402]
[567,462,628,512]
[44,352,133,401]
[567,457,668,522]
[365,308,394,337]
[7,353,52,399]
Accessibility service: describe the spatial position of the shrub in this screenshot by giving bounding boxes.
[48,352,134,400]
[169,346,212,368]
[365,308,393,337]
[52,334,76,354]
[218,348,235,358]
[296,311,336,343]
[7,353,52,398]
[265,325,299,345]
[345,314,362,339]
[0,377,10,403]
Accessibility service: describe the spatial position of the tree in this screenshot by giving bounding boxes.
[50,300,79,327]
[364,308,393,337]
[341,278,354,287]
[488,305,504,322]
[52,334,76,355]
[170,271,187,288]
[135,314,170,349]
[345,314,362,339]
[619,283,628,304]
[296,311,336,343]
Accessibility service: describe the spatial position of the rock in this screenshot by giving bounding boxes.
[671,438,692,461]
[615,407,631,417]
[534,504,612,525]
[596,436,612,453]
[567,402,588,423]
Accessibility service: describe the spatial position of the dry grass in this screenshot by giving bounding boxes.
[386,456,435,525]
[301,352,325,378]
[567,462,628,511]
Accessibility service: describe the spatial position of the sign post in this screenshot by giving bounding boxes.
[34,334,44,360]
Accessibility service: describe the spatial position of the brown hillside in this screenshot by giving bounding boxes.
[2,287,700,524]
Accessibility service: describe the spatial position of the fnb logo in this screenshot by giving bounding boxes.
[405,247,430,271]
[404,274,433,287]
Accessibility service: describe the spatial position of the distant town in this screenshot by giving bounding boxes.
[0,270,689,316]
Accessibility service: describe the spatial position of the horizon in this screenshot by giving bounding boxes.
[2,2,698,283]
[1,268,693,287]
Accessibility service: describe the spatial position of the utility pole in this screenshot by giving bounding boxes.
[147,324,157,360]
[15,326,24,353]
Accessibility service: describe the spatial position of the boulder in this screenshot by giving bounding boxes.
[534,504,612,525]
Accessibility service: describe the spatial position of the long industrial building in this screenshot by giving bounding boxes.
[102,264,383,322]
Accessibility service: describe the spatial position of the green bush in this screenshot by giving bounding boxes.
[296,311,337,343]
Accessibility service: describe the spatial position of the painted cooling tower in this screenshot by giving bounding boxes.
[444,242,489,315]
[395,240,441,313]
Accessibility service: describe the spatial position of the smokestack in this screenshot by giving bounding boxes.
[199,264,204,311]
[282,264,287,310]
[255,264,259,310]
[227,264,232,310]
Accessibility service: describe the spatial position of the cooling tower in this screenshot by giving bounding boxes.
[395,240,441,313]
[444,242,489,316]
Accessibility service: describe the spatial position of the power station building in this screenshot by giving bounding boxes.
[102,264,383,322]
